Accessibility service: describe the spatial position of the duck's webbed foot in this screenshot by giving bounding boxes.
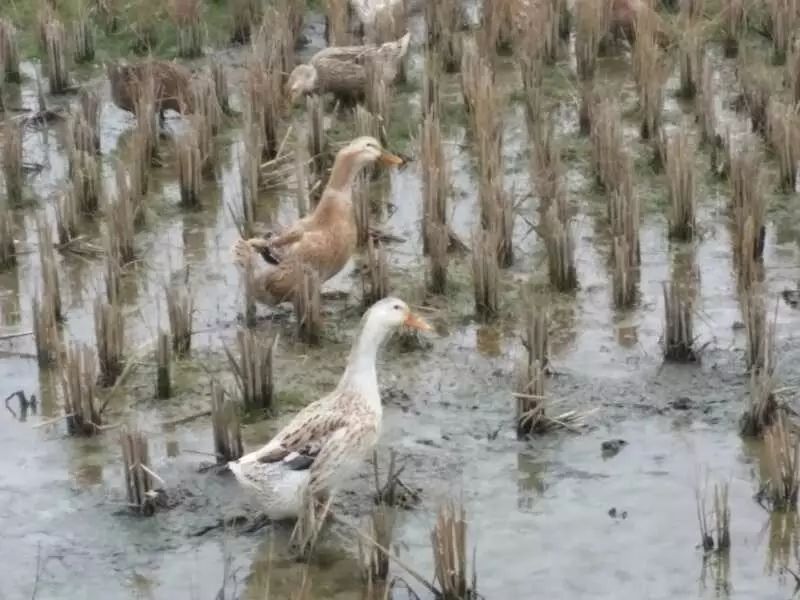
[231,238,262,273]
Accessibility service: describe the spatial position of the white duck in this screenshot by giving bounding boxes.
[228,297,432,520]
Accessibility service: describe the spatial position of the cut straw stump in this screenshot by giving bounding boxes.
[740,288,773,375]
[55,189,79,246]
[730,147,766,285]
[633,11,665,140]
[471,229,499,320]
[37,219,63,323]
[767,0,795,65]
[662,281,696,362]
[677,27,703,100]
[425,0,465,73]
[431,501,476,600]
[665,126,696,241]
[166,285,194,358]
[0,206,15,270]
[61,344,100,436]
[121,428,163,515]
[3,120,23,206]
[74,88,101,155]
[720,0,744,58]
[72,5,95,63]
[211,60,233,117]
[545,196,578,293]
[172,0,205,58]
[155,330,171,399]
[226,328,277,414]
[427,223,449,295]
[575,0,605,82]
[211,381,243,462]
[515,302,549,435]
[294,266,323,344]
[108,191,136,266]
[695,481,731,553]
[767,99,800,193]
[421,108,449,254]
[761,414,800,512]
[44,19,70,94]
[306,94,327,190]
[231,0,261,44]
[70,148,101,214]
[177,129,203,207]
[353,175,371,248]
[362,237,389,307]
[0,20,21,83]
[33,293,60,367]
[94,296,125,387]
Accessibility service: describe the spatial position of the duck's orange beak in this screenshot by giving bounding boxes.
[378,150,404,167]
[404,312,433,332]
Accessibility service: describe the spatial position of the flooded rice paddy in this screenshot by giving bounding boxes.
[2,3,800,599]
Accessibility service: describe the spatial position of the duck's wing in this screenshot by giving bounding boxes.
[308,419,378,494]
[313,45,373,65]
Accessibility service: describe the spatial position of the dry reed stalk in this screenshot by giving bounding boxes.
[120,428,161,515]
[33,292,60,367]
[129,131,150,200]
[424,45,440,112]
[75,88,101,155]
[243,40,278,162]
[360,502,397,586]
[353,174,371,248]
[254,26,286,160]
[70,148,101,214]
[740,68,772,137]
[294,266,323,344]
[0,20,21,83]
[192,72,222,138]
[662,281,696,361]
[515,357,546,435]
[545,196,578,292]
[767,99,800,192]
[306,94,327,189]
[323,0,352,46]
[116,159,143,228]
[355,104,381,150]
[362,237,390,307]
[365,61,393,139]
[211,381,243,462]
[44,19,70,94]
[225,327,276,413]
[243,256,257,328]
[695,480,731,552]
[762,414,800,511]
[0,203,15,269]
[211,60,233,117]
[481,0,515,55]
[37,218,63,322]
[729,147,766,284]
[238,127,260,238]
[134,65,161,166]
[425,0,465,72]
[103,233,121,304]
[741,359,777,436]
[472,228,500,320]
[632,10,665,139]
[365,0,407,48]
[108,192,136,266]
[177,128,203,207]
[131,0,160,53]
[531,118,563,209]
[613,235,637,307]
[767,0,796,65]
[55,189,79,246]
[575,0,606,81]
[165,285,193,358]
[590,98,629,196]
[421,108,449,253]
[61,343,100,435]
[740,288,774,374]
[72,2,95,63]
[94,296,124,387]
[678,26,704,100]
[427,222,449,295]
[294,134,310,219]
[519,34,545,130]
[231,0,261,44]
[3,121,23,206]
[665,126,696,240]
[720,0,744,57]
[431,501,475,599]
[155,329,171,399]
[697,60,717,148]
[171,0,205,58]
[460,37,481,116]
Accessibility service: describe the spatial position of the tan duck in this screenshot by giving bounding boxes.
[231,136,403,306]
[106,59,194,119]
[286,31,411,105]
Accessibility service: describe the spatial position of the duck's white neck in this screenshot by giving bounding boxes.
[337,317,390,411]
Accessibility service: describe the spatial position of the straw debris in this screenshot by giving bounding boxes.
[61,344,100,436]
[226,328,277,414]
[94,296,125,387]
[211,381,243,462]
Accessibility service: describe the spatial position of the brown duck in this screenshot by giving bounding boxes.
[231,136,403,306]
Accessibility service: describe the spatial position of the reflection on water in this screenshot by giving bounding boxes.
[71,462,104,487]
[0,269,21,326]
[516,450,547,511]
[475,324,501,357]
[700,551,731,599]
[765,511,800,575]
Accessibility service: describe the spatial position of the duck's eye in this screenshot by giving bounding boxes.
[393,304,401,310]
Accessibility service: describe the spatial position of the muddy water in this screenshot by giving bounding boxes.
[2,7,800,600]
